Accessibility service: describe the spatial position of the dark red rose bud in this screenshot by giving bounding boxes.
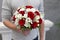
[19,11,25,16]
[39,18,42,24]
[12,15,16,21]
[35,11,40,16]
[26,5,33,9]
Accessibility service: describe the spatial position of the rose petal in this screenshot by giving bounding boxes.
[28,12,35,20]
[18,19,25,26]
[35,11,40,16]
[39,18,42,24]
[26,5,33,9]
[31,22,38,29]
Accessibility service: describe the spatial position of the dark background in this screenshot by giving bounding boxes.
[0,0,60,40]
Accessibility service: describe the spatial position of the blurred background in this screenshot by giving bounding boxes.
[0,0,60,40]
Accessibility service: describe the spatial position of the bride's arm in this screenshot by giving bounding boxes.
[1,0,18,31]
[3,20,17,30]
[39,0,44,40]
[39,20,44,40]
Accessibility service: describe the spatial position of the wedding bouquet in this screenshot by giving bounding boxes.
[12,5,42,31]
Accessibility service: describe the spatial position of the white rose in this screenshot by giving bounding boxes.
[36,20,39,23]
[15,14,22,19]
[14,19,19,25]
[26,18,32,24]
[24,22,30,28]
[37,24,40,26]
[20,8,25,11]
[31,8,36,12]
[34,15,40,21]
[26,8,31,12]
[36,15,40,19]
[33,16,40,22]
[23,13,28,18]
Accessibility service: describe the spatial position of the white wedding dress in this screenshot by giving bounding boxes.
[1,0,44,40]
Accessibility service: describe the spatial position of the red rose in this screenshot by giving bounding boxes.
[39,18,42,24]
[31,22,38,29]
[35,11,40,16]
[26,5,33,9]
[12,15,16,21]
[19,11,25,16]
[28,12,35,20]
[18,19,25,26]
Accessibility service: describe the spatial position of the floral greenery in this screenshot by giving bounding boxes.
[21,26,32,31]
[21,24,41,31]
